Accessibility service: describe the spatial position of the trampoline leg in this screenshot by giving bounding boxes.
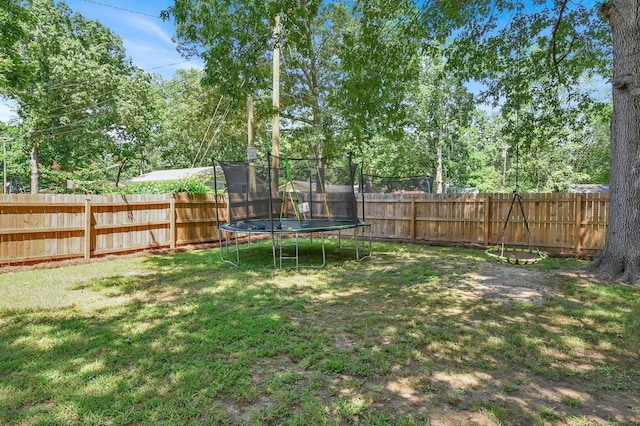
[355,224,372,261]
[218,230,253,267]
[331,224,372,262]
[218,229,238,266]
[276,233,300,269]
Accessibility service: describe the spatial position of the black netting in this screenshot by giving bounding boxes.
[216,155,363,227]
[219,161,278,223]
[361,175,433,193]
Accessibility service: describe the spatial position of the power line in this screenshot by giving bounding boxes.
[192,96,224,167]
[196,103,233,167]
[18,60,198,97]
[26,115,105,137]
[81,0,162,19]
[37,88,122,116]
[149,61,192,70]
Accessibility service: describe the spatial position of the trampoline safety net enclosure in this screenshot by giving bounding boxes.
[213,153,371,268]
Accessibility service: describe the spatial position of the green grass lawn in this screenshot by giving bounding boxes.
[1,240,639,425]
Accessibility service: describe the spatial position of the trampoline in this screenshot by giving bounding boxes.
[214,153,372,268]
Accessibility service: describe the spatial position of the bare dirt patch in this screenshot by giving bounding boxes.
[457,262,567,305]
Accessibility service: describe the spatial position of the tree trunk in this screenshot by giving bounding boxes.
[30,138,39,194]
[435,144,443,194]
[587,0,640,284]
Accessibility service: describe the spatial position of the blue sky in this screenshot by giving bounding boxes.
[0,0,201,122]
[63,0,202,78]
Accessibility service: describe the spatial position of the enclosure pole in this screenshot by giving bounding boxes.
[271,14,281,192]
[360,161,365,223]
[267,154,277,268]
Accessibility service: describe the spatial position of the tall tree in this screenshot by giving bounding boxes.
[586,0,640,283]
[407,48,475,193]
[109,70,164,183]
[10,0,142,193]
[330,0,422,151]
[278,2,350,158]
[572,105,611,185]
[447,0,610,191]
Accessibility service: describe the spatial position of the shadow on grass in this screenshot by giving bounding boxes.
[1,241,639,424]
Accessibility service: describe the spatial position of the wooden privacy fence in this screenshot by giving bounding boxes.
[1,192,608,265]
[360,192,609,257]
[0,193,226,265]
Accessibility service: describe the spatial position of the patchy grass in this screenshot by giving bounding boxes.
[1,240,639,425]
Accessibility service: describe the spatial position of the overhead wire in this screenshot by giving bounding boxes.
[32,87,122,116]
[197,103,233,166]
[191,96,224,167]
[26,115,106,137]
[19,0,197,97]
[14,66,206,139]
[27,59,196,96]
[80,0,162,19]
[18,1,511,154]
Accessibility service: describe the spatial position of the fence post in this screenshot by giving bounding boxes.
[411,197,417,242]
[483,195,491,246]
[170,195,176,249]
[575,194,582,255]
[84,198,91,259]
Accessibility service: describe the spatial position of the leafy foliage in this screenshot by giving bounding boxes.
[157,69,247,167]
[0,0,35,92]
[124,179,214,195]
[39,158,120,194]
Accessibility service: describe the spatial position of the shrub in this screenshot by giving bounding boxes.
[123,179,214,194]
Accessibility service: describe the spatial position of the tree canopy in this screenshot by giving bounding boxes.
[2,0,163,193]
[0,0,613,195]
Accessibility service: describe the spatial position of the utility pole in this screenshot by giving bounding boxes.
[2,136,7,194]
[271,13,281,192]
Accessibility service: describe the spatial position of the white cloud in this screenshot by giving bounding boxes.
[122,15,174,45]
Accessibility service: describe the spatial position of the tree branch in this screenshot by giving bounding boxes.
[280,112,314,126]
[550,0,570,82]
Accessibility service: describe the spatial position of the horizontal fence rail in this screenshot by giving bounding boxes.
[1,192,608,265]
